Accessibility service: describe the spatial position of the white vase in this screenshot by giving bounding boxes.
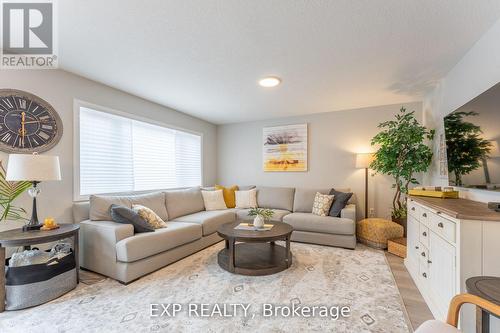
[253,215,265,229]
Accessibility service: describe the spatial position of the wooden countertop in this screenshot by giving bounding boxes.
[409,196,500,222]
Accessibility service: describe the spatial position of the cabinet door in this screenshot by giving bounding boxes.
[407,215,419,265]
[428,231,456,314]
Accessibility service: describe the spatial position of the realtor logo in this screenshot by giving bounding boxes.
[1,0,57,68]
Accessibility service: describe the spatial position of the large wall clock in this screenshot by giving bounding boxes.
[0,89,63,153]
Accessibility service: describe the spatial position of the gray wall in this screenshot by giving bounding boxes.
[217,102,423,220]
[0,69,217,229]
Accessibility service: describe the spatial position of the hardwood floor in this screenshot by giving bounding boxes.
[385,252,434,331]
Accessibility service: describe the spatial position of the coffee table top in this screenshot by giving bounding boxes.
[217,221,293,242]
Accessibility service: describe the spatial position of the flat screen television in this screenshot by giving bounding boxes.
[444,82,500,191]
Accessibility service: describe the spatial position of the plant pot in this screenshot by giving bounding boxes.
[392,215,407,237]
[253,215,265,229]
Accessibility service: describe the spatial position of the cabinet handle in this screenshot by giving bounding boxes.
[422,272,427,278]
[438,222,444,228]
[415,245,419,250]
[411,207,415,211]
[422,213,427,218]
[427,260,432,264]
[421,252,426,257]
[422,231,427,237]
[437,211,441,215]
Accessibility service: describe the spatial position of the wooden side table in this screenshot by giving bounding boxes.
[0,224,80,312]
[466,276,500,333]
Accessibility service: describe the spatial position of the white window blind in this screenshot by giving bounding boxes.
[79,106,201,196]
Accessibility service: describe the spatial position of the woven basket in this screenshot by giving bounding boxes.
[388,237,407,258]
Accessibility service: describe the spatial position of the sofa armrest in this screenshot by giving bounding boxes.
[79,220,134,279]
[340,204,356,221]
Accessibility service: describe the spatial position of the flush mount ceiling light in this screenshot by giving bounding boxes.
[258,76,281,87]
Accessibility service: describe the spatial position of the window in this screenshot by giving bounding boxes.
[77,105,202,197]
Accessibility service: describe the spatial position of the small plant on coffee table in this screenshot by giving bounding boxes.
[247,208,274,220]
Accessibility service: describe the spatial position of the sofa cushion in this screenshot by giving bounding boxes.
[236,208,291,222]
[164,187,205,220]
[90,192,168,221]
[256,186,295,211]
[293,188,331,213]
[173,210,236,236]
[283,212,355,235]
[115,221,202,262]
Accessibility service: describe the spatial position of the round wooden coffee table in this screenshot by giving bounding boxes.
[217,221,293,276]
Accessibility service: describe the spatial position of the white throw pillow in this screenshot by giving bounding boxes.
[201,190,228,211]
[235,189,258,209]
[311,192,335,217]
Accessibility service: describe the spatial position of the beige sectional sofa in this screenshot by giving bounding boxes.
[73,186,356,283]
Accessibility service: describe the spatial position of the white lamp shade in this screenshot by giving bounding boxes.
[6,154,61,182]
[355,153,375,169]
[489,140,500,158]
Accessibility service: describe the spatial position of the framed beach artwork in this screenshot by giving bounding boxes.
[263,123,308,172]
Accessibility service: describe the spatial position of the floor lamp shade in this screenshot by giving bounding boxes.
[356,153,374,219]
[6,154,61,182]
[356,153,375,169]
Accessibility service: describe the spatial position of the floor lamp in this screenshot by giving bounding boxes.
[356,153,375,219]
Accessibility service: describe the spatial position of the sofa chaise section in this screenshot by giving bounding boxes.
[282,188,357,249]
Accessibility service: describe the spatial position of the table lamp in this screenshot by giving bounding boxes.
[356,153,375,219]
[6,153,61,231]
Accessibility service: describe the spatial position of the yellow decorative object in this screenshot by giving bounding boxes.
[41,217,59,230]
[408,189,459,198]
[356,218,404,249]
[215,185,239,208]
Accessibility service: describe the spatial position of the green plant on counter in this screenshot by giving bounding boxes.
[370,107,435,219]
[0,161,31,221]
[247,208,274,221]
[444,111,492,186]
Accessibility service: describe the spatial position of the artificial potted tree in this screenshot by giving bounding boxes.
[370,107,434,234]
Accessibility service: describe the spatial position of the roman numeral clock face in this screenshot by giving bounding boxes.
[0,89,63,153]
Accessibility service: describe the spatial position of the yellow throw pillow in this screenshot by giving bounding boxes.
[215,185,239,208]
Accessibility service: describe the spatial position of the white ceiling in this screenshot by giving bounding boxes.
[59,1,500,124]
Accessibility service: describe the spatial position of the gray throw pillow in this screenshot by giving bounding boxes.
[110,204,154,233]
[328,189,353,217]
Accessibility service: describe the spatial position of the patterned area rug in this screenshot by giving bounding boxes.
[0,242,410,333]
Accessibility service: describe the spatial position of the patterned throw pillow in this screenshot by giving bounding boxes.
[201,190,228,211]
[132,204,168,229]
[311,192,335,216]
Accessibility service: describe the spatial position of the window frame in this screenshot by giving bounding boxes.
[73,99,204,202]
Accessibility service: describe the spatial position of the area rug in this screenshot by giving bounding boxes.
[0,242,410,333]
